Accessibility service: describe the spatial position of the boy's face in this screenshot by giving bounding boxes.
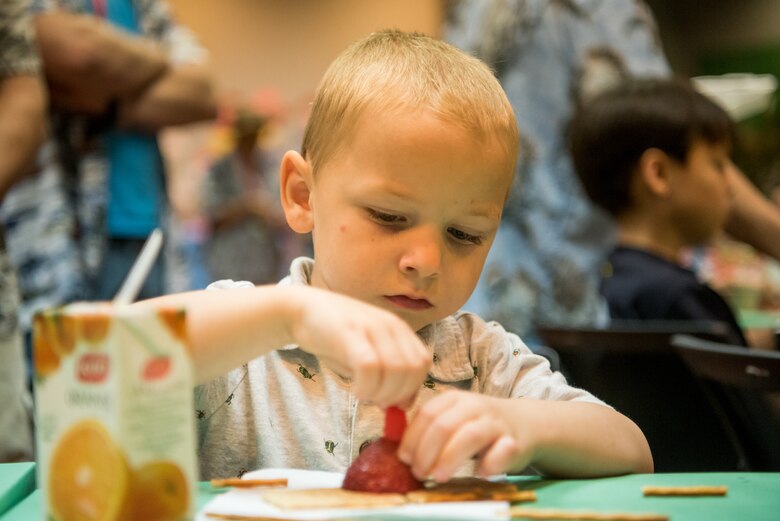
[298,109,514,331]
[669,140,734,245]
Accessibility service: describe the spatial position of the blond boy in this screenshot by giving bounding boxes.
[148,30,652,481]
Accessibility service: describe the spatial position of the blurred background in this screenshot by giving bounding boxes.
[160,0,780,301]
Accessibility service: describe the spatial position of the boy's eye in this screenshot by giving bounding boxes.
[367,208,405,225]
[448,227,483,245]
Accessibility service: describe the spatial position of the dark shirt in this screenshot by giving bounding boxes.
[601,246,748,345]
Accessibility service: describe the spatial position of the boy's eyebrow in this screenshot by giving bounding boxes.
[362,180,503,219]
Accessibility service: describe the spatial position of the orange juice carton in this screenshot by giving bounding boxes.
[33,303,197,521]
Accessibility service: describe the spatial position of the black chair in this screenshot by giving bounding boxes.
[536,320,742,472]
[672,334,780,471]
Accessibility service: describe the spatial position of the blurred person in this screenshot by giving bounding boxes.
[445,0,670,339]
[568,77,778,348]
[0,0,46,461]
[202,110,287,284]
[445,0,780,343]
[0,0,216,386]
[32,0,217,301]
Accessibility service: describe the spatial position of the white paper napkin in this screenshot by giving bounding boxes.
[197,468,511,520]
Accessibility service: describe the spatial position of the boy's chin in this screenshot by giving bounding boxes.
[402,312,449,334]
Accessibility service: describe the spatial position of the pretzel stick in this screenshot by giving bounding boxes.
[205,515,351,521]
[210,478,289,488]
[642,485,728,497]
[406,489,537,503]
[491,490,538,502]
[509,506,669,521]
[205,514,308,521]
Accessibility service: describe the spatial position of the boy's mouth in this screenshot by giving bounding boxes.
[384,295,433,310]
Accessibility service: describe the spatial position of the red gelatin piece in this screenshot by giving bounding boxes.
[384,406,406,442]
[342,438,423,493]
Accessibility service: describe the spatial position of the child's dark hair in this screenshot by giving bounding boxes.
[567,77,735,216]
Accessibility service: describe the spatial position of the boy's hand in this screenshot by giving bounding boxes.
[290,287,431,409]
[398,391,532,482]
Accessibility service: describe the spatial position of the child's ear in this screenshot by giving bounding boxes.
[280,150,314,233]
[637,148,673,197]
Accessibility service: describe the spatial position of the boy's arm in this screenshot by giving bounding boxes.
[140,285,431,407]
[400,391,652,481]
[500,398,653,477]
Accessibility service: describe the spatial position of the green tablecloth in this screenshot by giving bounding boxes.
[0,462,35,518]
[737,308,780,329]
[508,473,778,521]
[1,481,221,520]
[3,472,778,520]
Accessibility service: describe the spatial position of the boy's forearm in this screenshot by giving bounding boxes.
[138,285,299,384]
[505,399,653,478]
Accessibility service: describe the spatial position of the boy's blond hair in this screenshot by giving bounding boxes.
[302,29,519,174]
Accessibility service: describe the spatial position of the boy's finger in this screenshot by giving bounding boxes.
[430,417,498,482]
[475,434,519,477]
[395,395,416,410]
[399,391,459,463]
[408,397,471,478]
[373,328,424,407]
[352,333,383,402]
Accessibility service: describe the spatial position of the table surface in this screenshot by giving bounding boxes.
[3,471,779,521]
[0,462,35,518]
[737,307,780,329]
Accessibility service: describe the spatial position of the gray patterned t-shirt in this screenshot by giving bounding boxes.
[195,257,606,479]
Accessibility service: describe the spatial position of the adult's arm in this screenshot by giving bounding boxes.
[0,75,47,198]
[724,163,780,262]
[116,62,216,131]
[35,10,215,128]
[34,11,169,115]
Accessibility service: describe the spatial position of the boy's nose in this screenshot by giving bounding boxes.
[399,228,442,279]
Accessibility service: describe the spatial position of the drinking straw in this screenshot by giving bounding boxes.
[112,228,164,305]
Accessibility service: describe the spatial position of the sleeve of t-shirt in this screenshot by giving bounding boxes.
[206,279,255,290]
[0,0,41,77]
[669,285,726,320]
[137,0,207,66]
[26,0,54,15]
[667,284,747,345]
[463,313,609,406]
[595,0,671,76]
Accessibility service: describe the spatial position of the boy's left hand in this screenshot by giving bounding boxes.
[397,391,532,482]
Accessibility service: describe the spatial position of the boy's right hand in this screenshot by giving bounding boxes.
[289,287,431,409]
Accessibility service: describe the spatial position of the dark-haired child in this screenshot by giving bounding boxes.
[569,77,752,345]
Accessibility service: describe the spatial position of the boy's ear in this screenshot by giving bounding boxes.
[280,150,314,233]
[637,148,673,197]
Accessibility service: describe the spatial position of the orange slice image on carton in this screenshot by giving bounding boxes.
[33,314,60,377]
[78,311,112,346]
[42,310,78,356]
[48,419,133,521]
[132,460,190,521]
